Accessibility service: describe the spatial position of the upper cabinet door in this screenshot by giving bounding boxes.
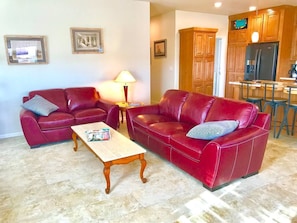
[248,14,263,42]
[291,10,297,60]
[193,32,216,57]
[204,33,216,57]
[262,10,280,42]
[193,33,204,57]
[248,10,281,42]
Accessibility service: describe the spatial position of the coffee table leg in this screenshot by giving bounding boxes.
[103,162,112,194]
[139,154,147,183]
[72,132,78,151]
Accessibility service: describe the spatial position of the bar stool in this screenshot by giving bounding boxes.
[240,81,263,111]
[262,81,287,138]
[276,84,297,138]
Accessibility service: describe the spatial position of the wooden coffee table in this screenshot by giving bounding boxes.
[71,122,147,194]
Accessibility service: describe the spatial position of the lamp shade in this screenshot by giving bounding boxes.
[115,70,136,103]
[114,70,136,84]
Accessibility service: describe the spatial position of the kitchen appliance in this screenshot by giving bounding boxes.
[244,42,279,81]
[288,64,297,78]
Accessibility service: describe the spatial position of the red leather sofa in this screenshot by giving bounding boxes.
[126,89,271,191]
[20,87,119,148]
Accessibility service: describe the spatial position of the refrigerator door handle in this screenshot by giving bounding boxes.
[256,49,262,80]
[254,49,259,80]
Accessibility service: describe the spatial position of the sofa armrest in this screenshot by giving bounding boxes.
[20,109,47,148]
[96,99,119,129]
[198,126,269,190]
[126,104,160,140]
[23,96,29,103]
[252,112,271,130]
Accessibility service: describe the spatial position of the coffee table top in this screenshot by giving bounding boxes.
[71,122,146,162]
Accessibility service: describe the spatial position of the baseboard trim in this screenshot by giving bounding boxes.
[0,132,23,139]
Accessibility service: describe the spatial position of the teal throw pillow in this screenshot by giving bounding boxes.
[186,120,239,140]
[22,95,59,116]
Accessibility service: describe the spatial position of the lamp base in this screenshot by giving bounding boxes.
[123,85,128,103]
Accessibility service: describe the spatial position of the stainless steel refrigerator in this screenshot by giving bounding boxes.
[244,42,279,81]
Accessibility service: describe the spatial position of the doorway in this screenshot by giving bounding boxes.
[214,38,222,96]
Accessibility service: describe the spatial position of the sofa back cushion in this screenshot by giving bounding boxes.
[205,97,258,129]
[28,89,67,112]
[159,90,189,121]
[180,92,215,125]
[65,87,99,112]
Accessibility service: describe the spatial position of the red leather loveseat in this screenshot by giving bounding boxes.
[126,89,271,191]
[20,87,119,148]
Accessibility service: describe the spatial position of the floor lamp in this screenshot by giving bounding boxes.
[115,70,136,103]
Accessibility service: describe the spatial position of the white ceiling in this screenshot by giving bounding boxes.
[138,0,297,16]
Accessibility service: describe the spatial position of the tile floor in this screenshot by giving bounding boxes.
[0,124,297,223]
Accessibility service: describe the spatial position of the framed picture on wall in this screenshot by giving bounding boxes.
[70,27,104,54]
[154,39,166,58]
[4,35,48,65]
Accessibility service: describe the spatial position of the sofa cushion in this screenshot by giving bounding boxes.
[180,92,215,125]
[205,97,258,129]
[186,120,239,140]
[72,108,107,125]
[22,95,59,116]
[28,89,68,112]
[148,122,193,143]
[38,112,75,130]
[159,89,189,121]
[133,114,174,129]
[66,87,99,112]
[171,132,209,160]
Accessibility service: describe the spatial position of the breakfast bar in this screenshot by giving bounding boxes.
[229,78,297,138]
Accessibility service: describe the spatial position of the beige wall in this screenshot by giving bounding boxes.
[0,0,150,138]
[151,11,176,104]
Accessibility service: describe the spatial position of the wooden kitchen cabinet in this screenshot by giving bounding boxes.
[291,8,297,60]
[225,43,247,98]
[228,30,248,43]
[226,44,246,73]
[179,27,217,95]
[248,6,295,79]
[248,14,263,41]
[248,9,281,42]
[262,10,281,42]
[225,5,295,99]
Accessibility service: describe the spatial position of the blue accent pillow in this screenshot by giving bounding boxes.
[186,120,239,140]
[22,95,59,116]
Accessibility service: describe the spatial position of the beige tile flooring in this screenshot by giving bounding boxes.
[1,124,297,223]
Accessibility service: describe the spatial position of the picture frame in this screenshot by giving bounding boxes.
[70,27,104,54]
[154,39,166,58]
[4,35,48,65]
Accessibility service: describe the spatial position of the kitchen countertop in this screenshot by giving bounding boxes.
[229,77,296,86]
[280,77,296,81]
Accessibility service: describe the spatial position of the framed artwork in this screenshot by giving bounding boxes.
[154,39,166,58]
[70,27,104,54]
[4,35,48,65]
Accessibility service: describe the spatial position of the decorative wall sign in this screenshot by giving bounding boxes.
[232,18,248,30]
[4,35,48,65]
[70,27,104,54]
[154,39,166,58]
